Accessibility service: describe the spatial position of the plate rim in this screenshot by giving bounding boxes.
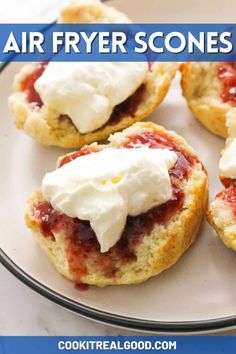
[1,61,236,333]
[2,249,236,333]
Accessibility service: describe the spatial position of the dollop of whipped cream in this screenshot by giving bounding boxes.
[219,138,236,179]
[34,62,148,133]
[42,147,177,252]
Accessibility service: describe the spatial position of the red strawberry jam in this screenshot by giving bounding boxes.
[59,146,99,167]
[108,84,146,125]
[33,132,198,283]
[218,62,236,105]
[221,177,234,188]
[21,63,47,107]
[75,283,89,291]
[216,180,236,216]
[32,202,58,241]
[123,131,198,177]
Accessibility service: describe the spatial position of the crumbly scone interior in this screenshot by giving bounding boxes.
[180,62,235,138]
[181,62,228,107]
[207,109,236,250]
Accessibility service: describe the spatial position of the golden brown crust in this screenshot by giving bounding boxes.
[25,122,208,287]
[59,0,131,24]
[180,62,231,138]
[9,62,177,148]
[207,109,236,251]
[183,62,236,250]
[207,198,236,251]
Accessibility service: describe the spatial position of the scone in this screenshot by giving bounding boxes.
[180,62,236,138]
[207,109,236,250]
[25,122,208,287]
[8,0,177,148]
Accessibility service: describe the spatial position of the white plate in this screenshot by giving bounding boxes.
[1,0,236,334]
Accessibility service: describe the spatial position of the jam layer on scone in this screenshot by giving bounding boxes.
[32,130,200,283]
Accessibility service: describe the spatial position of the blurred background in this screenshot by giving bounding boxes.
[0,0,66,23]
[1,0,236,337]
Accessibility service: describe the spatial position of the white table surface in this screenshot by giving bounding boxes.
[1,0,236,336]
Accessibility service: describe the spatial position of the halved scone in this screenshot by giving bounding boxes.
[180,62,236,138]
[8,0,177,148]
[9,62,177,148]
[25,122,208,287]
[207,109,236,250]
[207,185,236,251]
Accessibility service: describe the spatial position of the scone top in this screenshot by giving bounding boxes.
[59,0,131,24]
